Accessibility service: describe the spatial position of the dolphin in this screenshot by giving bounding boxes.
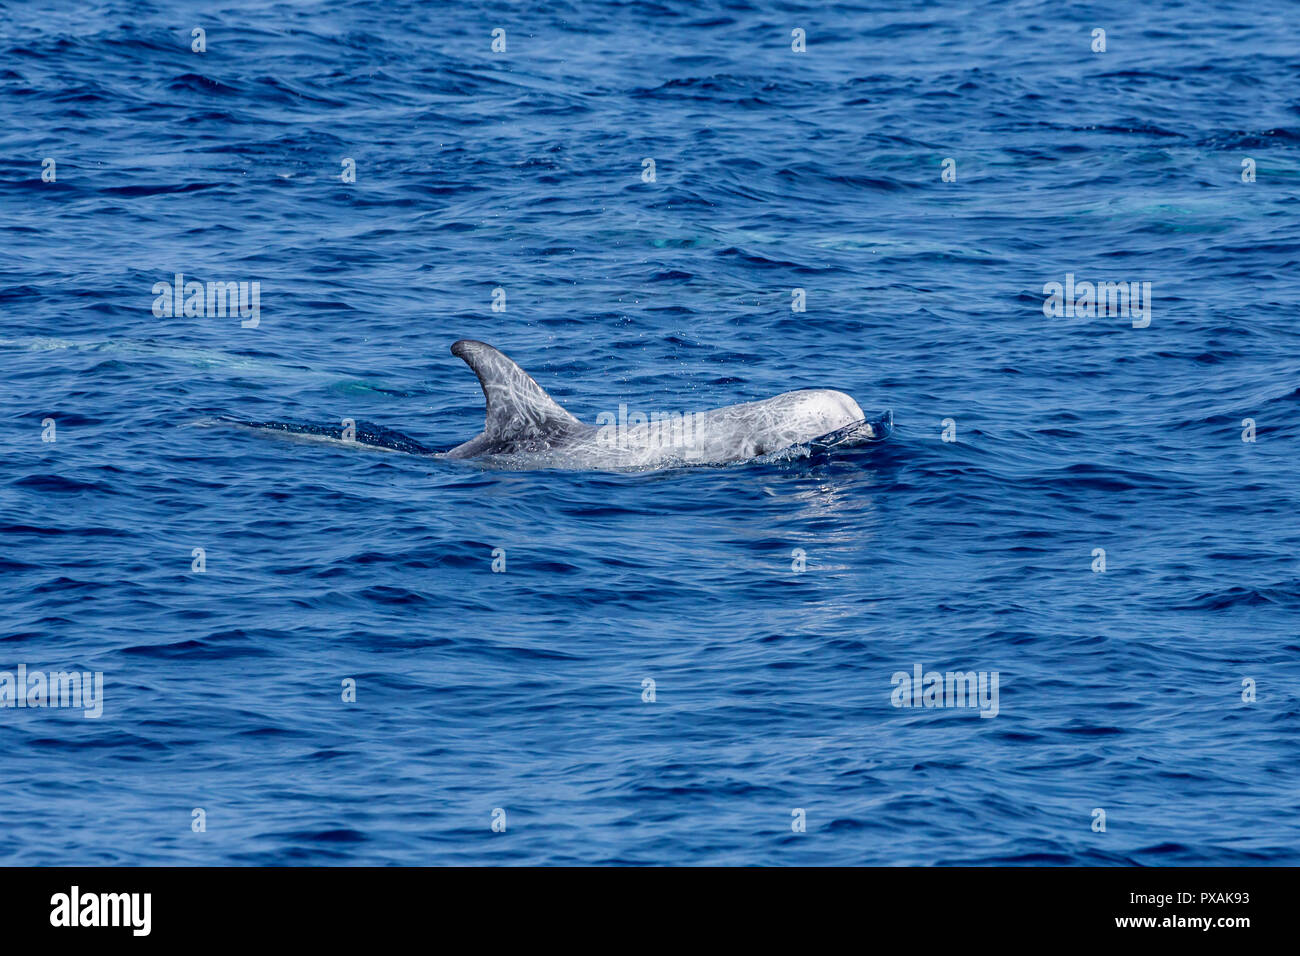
[231,340,892,471]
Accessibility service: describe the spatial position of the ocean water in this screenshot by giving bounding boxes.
[2,0,1299,865]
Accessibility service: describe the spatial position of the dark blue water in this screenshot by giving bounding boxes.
[2,0,1298,865]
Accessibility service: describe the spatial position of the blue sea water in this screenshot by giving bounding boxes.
[1,0,1299,865]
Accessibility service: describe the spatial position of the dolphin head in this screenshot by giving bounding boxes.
[796,389,869,436]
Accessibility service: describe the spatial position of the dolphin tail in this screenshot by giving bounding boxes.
[445,340,582,458]
[224,417,435,454]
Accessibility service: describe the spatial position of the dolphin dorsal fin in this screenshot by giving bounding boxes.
[450,340,580,443]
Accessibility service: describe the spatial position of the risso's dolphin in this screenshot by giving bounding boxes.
[232,340,892,471]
